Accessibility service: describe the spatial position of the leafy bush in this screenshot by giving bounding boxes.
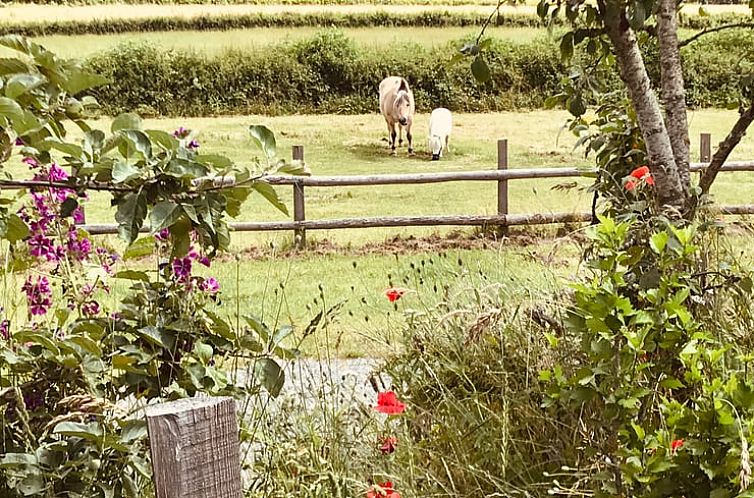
[81,29,754,117]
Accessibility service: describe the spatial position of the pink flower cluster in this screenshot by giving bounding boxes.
[22,276,52,316]
[164,234,219,296]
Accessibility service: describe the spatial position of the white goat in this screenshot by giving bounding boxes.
[428,108,452,160]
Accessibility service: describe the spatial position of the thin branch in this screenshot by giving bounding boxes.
[686,101,754,218]
[679,22,754,48]
[476,0,506,44]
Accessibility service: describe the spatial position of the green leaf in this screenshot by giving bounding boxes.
[137,326,175,349]
[149,201,181,232]
[69,335,102,356]
[254,358,285,397]
[196,154,233,170]
[63,67,109,95]
[123,236,155,260]
[244,315,271,343]
[112,161,141,184]
[53,421,103,441]
[660,377,685,389]
[0,453,37,468]
[3,213,29,243]
[252,182,288,216]
[115,270,150,281]
[0,58,31,76]
[470,56,491,83]
[248,125,277,159]
[111,113,142,133]
[5,74,44,99]
[194,342,213,364]
[0,96,23,120]
[119,420,147,444]
[650,231,669,254]
[121,130,152,159]
[146,129,178,151]
[115,191,147,245]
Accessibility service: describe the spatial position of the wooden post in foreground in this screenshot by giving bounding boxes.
[497,139,509,236]
[292,145,306,249]
[700,133,712,162]
[146,397,242,498]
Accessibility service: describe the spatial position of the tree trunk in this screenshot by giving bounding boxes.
[657,0,691,196]
[603,3,686,211]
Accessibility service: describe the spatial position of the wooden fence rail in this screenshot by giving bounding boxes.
[74,135,754,246]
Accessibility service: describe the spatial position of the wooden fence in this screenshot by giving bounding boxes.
[79,134,754,247]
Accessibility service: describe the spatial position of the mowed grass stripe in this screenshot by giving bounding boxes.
[1,2,749,24]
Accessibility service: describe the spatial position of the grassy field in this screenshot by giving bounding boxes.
[5,110,752,250]
[29,26,553,57]
[0,2,749,24]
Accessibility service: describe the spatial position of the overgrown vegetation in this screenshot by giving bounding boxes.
[0,11,749,36]
[79,29,754,116]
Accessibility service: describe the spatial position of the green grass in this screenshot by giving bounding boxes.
[29,26,551,57]
[0,2,748,25]
[6,109,754,356]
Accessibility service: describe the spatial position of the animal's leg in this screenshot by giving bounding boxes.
[388,123,397,155]
[445,135,450,154]
[398,127,403,147]
[407,123,414,155]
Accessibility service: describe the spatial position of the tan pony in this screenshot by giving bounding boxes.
[378,76,416,155]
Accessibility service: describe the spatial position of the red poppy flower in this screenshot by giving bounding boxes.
[385,288,407,303]
[671,438,684,454]
[625,180,636,191]
[367,482,401,498]
[375,391,406,415]
[629,165,655,185]
[379,436,398,454]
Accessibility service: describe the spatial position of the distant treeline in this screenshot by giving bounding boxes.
[80,29,754,117]
[0,11,752,36]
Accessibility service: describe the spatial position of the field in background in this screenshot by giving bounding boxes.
[0,2,749,24]
[30,26,555,57]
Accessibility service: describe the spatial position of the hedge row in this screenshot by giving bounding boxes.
[82,29,754,117]
[1,11,752,36]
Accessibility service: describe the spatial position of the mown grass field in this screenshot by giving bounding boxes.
[30,26,554,57]
[0,2,748,24]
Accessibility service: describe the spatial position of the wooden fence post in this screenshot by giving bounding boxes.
[146,397,242,498]
[292,145,306,249]
[497,139,509,236]
[700,133,711,162]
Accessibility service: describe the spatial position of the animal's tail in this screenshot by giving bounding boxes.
[398,78,409,92]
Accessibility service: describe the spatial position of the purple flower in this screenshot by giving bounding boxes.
[22,276,53,316]
[155,228,170,242]
[15,137,24,146]
[47,164,69,182]
[199,256,211,268]
[72,206,85,224]
[172,126,188,138]
[0,320,9,340]
[22,157,39,169]
[187,139,200,150]
[23,390,44,411]
[172,257,192,282]
[200,277,220,294]
[28,234,54,259]
[82,301,100,316]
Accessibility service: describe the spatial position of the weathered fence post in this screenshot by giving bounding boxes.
[146,397,242,498]
[700,133,712,162]
[497,139,509,236]
[292,145,306,249]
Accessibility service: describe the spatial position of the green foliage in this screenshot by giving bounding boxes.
[0,36,299,497]
[542,216,754,497]
[82,29,754,117]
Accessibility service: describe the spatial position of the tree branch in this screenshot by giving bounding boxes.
[679,22,754,48]
[603,4,685,211]
[686,102,754,218]
[657,0,691,195]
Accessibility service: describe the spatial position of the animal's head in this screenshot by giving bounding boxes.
[394,80,413,126]
[429,135,443,160]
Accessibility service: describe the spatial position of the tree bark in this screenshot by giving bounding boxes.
[687,102,754,218]
[603,3,686,212]
[657,0,691,196]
